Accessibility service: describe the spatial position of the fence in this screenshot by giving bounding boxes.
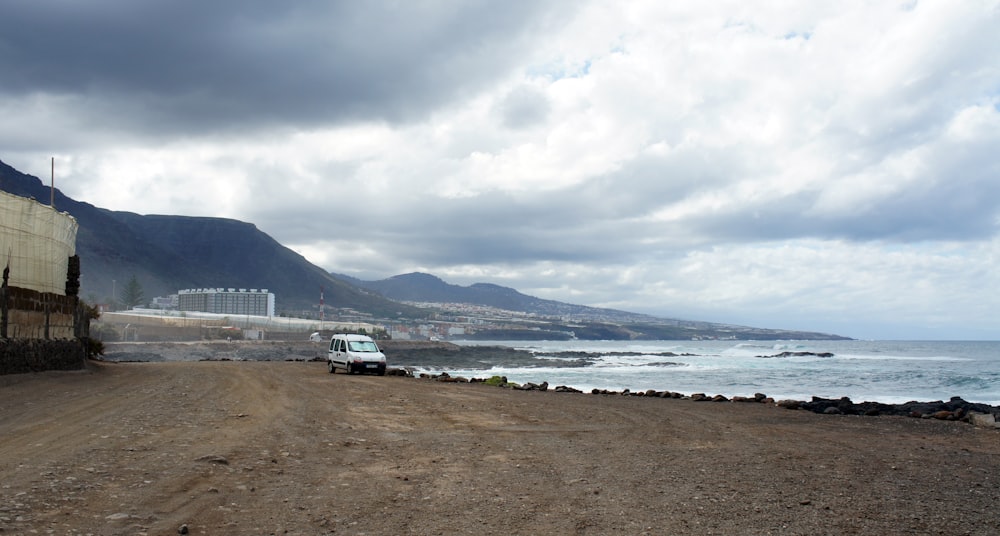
[0,190,78,294]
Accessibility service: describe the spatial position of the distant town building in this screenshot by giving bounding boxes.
[177,288,275,317]
[151,294,179,309]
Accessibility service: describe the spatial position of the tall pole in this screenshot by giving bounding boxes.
[50,157,55,208]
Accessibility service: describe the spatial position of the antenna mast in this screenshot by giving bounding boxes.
[50,157,55,208]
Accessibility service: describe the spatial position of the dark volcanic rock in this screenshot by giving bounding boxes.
[799,395,999,422]
[381,342,694,370]
[756,351,835,358]
[384,344,593,369]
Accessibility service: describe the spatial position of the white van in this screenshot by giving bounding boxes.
[327,334,387,375]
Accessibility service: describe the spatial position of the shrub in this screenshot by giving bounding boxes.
[482,375,519,388]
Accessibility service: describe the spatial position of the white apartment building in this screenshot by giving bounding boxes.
[177,288,275,317]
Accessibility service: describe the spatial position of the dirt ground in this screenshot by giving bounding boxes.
[1,359,998,536]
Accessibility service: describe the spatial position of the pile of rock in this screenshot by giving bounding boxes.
[776,395,1000,425]
[412,371,1000,428]
[589,388,686,397]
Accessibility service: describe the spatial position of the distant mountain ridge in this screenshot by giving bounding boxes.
[332,272,844,339]
[334,271,663,322]
[334,272,850,340]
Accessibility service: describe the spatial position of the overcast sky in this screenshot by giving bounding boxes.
[2,1,998,339]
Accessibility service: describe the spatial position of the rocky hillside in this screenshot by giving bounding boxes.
[0,159,423,317]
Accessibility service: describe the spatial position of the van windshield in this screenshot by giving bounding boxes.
[348,341,379,352]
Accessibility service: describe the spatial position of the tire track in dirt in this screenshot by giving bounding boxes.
[2,360,999,535]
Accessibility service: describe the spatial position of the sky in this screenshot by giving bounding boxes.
[1,1,998,340]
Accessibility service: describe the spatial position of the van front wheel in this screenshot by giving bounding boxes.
[328,361,335,374]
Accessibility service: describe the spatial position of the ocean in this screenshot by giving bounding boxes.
[443,340,1000,406]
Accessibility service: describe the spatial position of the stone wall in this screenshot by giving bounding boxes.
[2,286,79,339]
[0,276,88,375]
[0,338,86,375]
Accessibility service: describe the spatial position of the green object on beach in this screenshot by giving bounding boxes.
[484,375,518,388]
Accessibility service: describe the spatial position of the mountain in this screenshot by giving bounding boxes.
[0,159,424,318]
[333,272,851,340]
[0,158,847,339]
[336,271,659,321]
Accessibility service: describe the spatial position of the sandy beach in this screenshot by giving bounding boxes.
[1,358,998,535]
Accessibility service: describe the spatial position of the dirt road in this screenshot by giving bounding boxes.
[1,360,998,535]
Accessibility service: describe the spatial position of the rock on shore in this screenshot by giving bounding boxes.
[100,340,1000,427]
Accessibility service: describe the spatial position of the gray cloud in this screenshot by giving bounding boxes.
[497,85,551,128]
[1,1,572,135]
[2,1,998,338]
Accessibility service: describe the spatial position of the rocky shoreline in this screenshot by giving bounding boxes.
[100,340,1000,428]
[415,370,1000,427]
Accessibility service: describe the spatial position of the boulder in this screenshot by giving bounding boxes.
[436,375,468,383]
[969,413,1000,428]
[757,351,835,358]
[776,399,801,410]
